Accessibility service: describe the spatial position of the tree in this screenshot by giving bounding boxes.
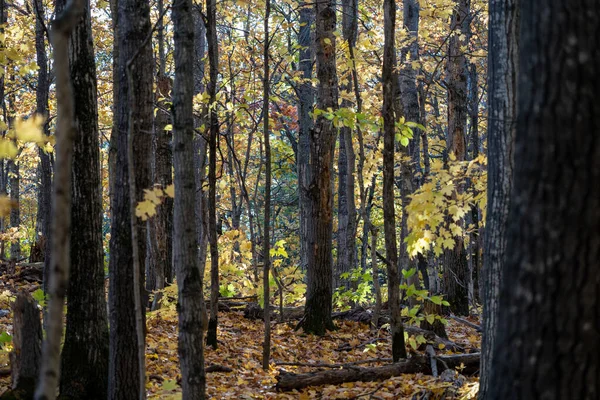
[205,0,220,349]
[59,0,109,397]
[35,1,84,398]
[382,0,407,362]
[301,0,338,336]
[296,3,314,280]
[108,0,153,394]
[335,0,358,290]
[443,0,471,316]
[479,0,518,397]
[172,0,206,396]
[262,0,272,371]
[487,1,600,398]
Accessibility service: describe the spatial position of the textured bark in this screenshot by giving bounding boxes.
[488,2,600,399]
[301,0,338,336]
[335,0,358,290]
[9,292,42,397]
[59,1,109,398]
[8,160,19,262]
[172,0,206,396]
[478,3,518,398]
[262,0,271,371]
[108,0,153,395]
[276,353,480,391]
[443,0,470,316]
[193,7,208,280]
[296,4,314,278]
[35,2,84,398]
[33,0,52,272]
[382,0,407,362]
[205,0,220,350]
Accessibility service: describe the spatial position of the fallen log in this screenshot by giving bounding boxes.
[275,353,480,391]
[449,315,482,332]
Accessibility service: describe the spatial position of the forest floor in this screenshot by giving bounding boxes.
[0,268,482,399]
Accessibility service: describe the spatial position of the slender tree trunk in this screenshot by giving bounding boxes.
[8,160,19,262]
[383,0,407,362]
[335,0,358,290]
[479,2,518,398]
[172,0,206,396]
[35,2,84,398]
[443,0,471,316]
[33,0,52,272]
[296,3,314,278]
[205,0,220,350]
[262,0,271,370]
[59,0,109,397]
[370,227,381,330]
[109,0,153,395]
[301,0,338,336]
[488,2,600,398]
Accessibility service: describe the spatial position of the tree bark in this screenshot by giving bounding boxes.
[8,160,19,262]
[443,0,471,316]
[35,2,84,398]
[276,353,480,391]
[488,2,600,399]
[9,292,42,398]
[262,0,272,371]
[478,2,518,398]
[335,0,358,290]
[301,0,338,336]
[59,1,109,397]
[109,0,153,395]
[33,0,52,274]
[383,0,407,362]
[296,3,314,279]
[205,0,220,350]
[172,0,206,396]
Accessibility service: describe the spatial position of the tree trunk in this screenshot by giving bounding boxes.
[33,0,52,272]
[301,0,338,336]
[205,0,220,350]
[8,160,19,262]
[172,0,206,396]
[35,2,83,398]
[382,0,407,362]
[479,2,518,397]
[443,0,470,316]
[488,2,600,399]
[9,292,42,398]
[296,3,314,279]
[59,1,109,397]
[109,0,153,395]
[335,0,358,291]
[262,0,271,371]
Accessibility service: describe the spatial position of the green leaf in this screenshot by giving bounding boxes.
[400,136,409,147]
[429,295,443,305]
[425,314,435,325]
[0,331,12,344]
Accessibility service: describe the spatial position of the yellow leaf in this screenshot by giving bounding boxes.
[164,184,175,198]
[0,139,18,159]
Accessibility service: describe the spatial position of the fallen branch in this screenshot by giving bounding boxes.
[0,368,9,377]
[274,358,392,369]
[275,353,480,391]
[449,315,482,332]
[205,364,233,373]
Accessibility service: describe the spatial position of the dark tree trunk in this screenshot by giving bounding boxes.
[9,292,42,398]
[59,1,109,397]
[479,2,518,398]
[108,0,153,395]
[8,160,19,262]
[205,0,220,350]
[383,0,407,362]
[262,0,272,371]
[301,0,338,336]
[296,3,314,278]
[34,0,52,272]
[443,0,470,316]
[488,2,600,399]
[335,0,358,290]
[172,0,206,396]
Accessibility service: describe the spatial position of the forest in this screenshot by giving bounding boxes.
[0,0,598,398]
